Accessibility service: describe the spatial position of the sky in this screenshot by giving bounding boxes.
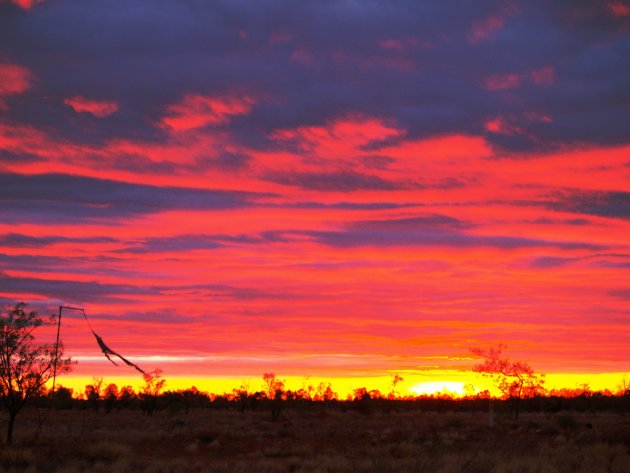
[1,0,629,396]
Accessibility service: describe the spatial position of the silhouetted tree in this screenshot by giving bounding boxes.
[0,302,72,444]
[48,385,74,409]
[262,372,284,399]
[472,344,545,420]
[181,387,210,412]
[118,385,137,409]
[103,383,119,413]
[271,389,283,422]
[388,375,404,400]
[84,376,103,412]
[320,384,338,402]
[140,369,166,416]
[232,384,251,412]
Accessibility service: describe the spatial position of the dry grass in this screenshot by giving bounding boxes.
[0,408,628,472]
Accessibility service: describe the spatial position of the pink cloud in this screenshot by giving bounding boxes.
[161,94,256,132]
[484,73,521,91]
[378,39,405,51]
[524,111,553,123]
[271,115,402,161]
[530,66,556,86]
[484,117,515,135]
[484,113,551,136]
[7,0,45,10]
[378,36,422,51]
[469,16,504,43]
[64,96,119,118]
[0,63,32,108]
[290,48,314,65]
[269,31,293,44]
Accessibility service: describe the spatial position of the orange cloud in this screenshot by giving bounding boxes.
[161,94,256,131]
[64,96,119,118]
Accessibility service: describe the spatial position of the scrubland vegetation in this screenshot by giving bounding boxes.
[1,388,630,473]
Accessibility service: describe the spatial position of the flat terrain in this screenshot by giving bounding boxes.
[1,407,629,472]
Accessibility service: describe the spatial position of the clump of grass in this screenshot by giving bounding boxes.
[526,420,541,430]
[193,429,217,444]
[84,441,131,464]
[460,455,496,473]
[443,415,465,430]
[556,414,579,430]
[0,448,37,471]
[169,418,186,429]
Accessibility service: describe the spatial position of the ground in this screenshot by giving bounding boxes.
[1,407,629,472]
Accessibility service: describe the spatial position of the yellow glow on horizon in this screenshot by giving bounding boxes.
[410,381,466,396]
[50,370,630,399]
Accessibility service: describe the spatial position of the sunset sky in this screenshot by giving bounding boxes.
[1,0,629,396]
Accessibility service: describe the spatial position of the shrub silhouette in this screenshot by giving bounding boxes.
[0,302,72,444]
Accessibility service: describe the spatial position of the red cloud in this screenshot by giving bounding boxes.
[0,63,32,108]
[271,115,402,161]
[161,94,256,132]
[608,1,630,16]
[8,0,45,9]
[484,117,516,135]
[64,96,119,118]
[484,67,555,92]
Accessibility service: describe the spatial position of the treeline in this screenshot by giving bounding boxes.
[35,379,630,419]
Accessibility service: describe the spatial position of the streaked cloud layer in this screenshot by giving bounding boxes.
[0,0,628,384]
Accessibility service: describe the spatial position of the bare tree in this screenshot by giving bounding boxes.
[0,302,72,444]
[471,344,545,420]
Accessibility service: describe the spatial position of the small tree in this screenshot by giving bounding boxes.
[140,369,166,416]
[103,383,119,413]
[262,372,284,400]
[0,302,72,443]
[84,376,103,412]
[118,385,137,409]
[388,374,404,400]
[471,344,544,420]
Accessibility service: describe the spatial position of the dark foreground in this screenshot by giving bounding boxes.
[1,408,629,472]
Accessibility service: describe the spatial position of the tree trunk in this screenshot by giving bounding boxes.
[6,411,17,445]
